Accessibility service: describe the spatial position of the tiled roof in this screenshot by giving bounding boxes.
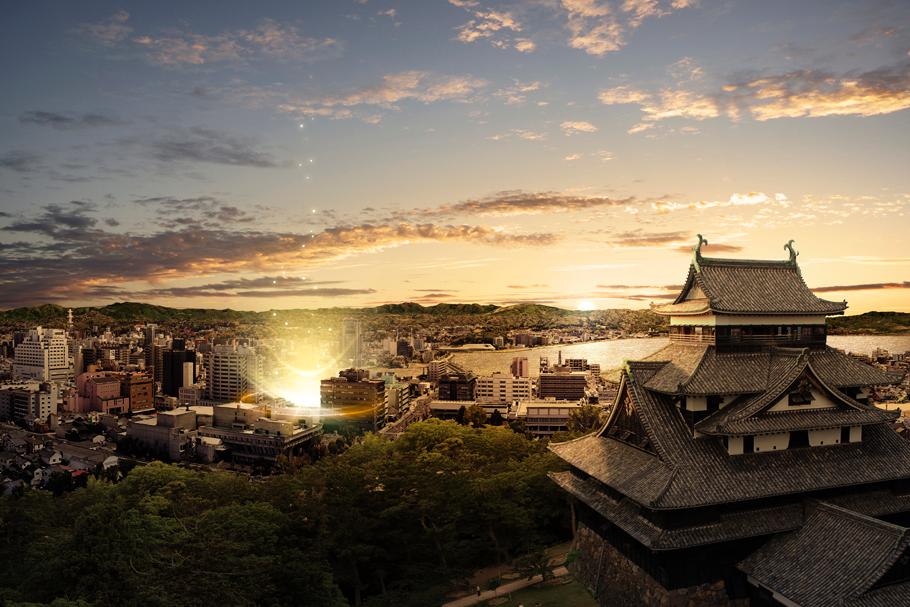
[552,470,910,553]
[552,361,910,509]
[653,257,847,316]
[699,407,897,435]
[811,347,905,386]
[739,502,910,607]
[642,344,900,394]
[547,433,674,506]
[694,352,898,435]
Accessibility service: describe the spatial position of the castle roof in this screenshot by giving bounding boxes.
[641,344,902,395]
[652,238,847,316]
[739,502,910,607]
[549,359,910,511]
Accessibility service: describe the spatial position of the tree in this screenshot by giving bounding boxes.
[454,405,467,425]
[464,405,487,428]
[489,409,504,426]
[567,404,604,434]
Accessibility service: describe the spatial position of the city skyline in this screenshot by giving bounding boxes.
[2,1,909,313]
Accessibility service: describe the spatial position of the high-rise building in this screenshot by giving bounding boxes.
[205,345,262,403]
[437,372,476,401]
[13,327,71,381]
[538,371,588,401]
[475,373,532,404]
[121,372,154,413]
[320,368,386,431]
[341,319,363,368]
[162,343,196,397]
[0,381,57,422]
[510,357,530,378]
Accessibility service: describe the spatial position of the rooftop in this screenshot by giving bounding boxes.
[652,237,847,316]
[739,502,910,607]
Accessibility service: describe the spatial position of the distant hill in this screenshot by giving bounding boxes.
[2,301,905,335]
[829,312,910,335]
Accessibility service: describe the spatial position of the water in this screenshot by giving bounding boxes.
[450,335,910,377]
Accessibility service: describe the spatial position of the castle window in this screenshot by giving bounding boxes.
[841,427,850,444]
[789,378,815,406]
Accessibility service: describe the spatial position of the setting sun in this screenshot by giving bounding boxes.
[577,300,596,311]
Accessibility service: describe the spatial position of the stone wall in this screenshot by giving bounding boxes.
[572,523,749,607]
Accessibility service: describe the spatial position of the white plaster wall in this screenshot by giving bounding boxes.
[686,396,707,411]
[809,428,840,446]
[727,436,744,455]
[768,387,837,412]
[755,432,789,452]
[849,425,862,442]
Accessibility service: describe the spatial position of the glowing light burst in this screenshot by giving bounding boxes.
[577,300,596,311]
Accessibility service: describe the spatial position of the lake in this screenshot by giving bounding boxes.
[450,335,910,377]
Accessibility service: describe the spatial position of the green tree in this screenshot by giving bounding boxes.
[464,405,487,428]
[489,409,504,426]
[567,404,604,434]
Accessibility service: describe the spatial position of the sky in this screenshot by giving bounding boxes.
[0,0,908,313]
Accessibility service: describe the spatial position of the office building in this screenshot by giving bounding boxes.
[475,373,532,404]
[538,371,588,401]
[205,345,262,403]
[13,327,71,381]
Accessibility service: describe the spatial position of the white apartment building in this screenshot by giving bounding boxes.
[205,345,262,403]
[0,381,58,422]
[475,372,533,404]
[13,327,71,381]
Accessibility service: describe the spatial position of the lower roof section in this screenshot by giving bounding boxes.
[641,344,903,395]
[739,502,910,607]
[552,468,910,553]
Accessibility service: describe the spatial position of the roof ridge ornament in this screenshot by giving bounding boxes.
[693,234,708,270]
[784,239,799,265]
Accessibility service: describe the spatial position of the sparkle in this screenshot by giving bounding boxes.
[298,123,304,128]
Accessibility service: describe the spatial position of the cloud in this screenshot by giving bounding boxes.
[564,153,582,161]
[449,1,527,51]
[487,128,546,141]
[651,191,784,212]
[514,38,536,53]
[599,85,719,124]
[560,120,598,134]
[494,80,543,105]
[126,275,373,299]
[19,110,126,130]
[0,150,42,173]
[672,243,743,254]
[278,70,487,121]
[134,195,258,228]
[4,201,99,237]
[77,10,132,46]
[609,229,744,253]
[138,128,282,168]
[732,63,910,120]
[0,204,556,306]
[609,229,691,247]
[415,190,635,217]
[560,0,694,56]
[601,61,910,131]
[812,282,910,293]
[81,13,337,66]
